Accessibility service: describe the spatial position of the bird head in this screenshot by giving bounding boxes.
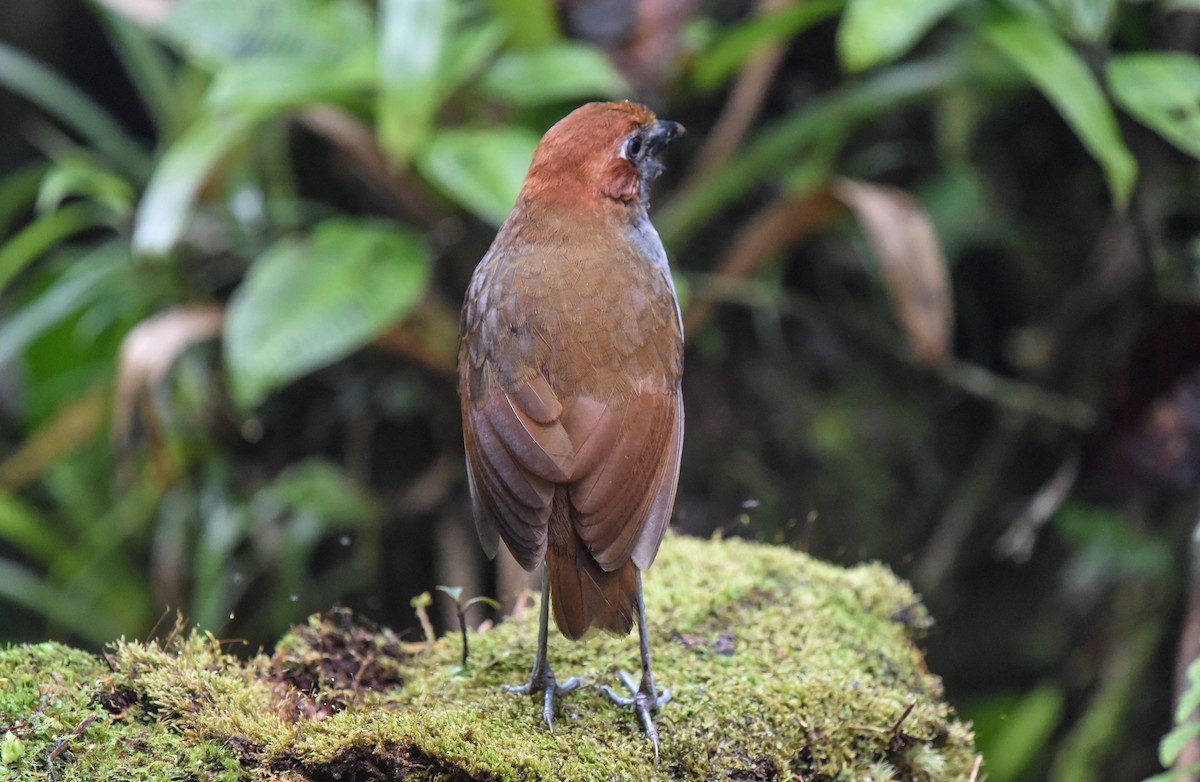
[519,102,685,217]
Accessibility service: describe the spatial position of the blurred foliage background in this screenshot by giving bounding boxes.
[1,0,1199,779]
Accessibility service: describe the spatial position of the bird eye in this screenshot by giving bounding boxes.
[624,133,643,159]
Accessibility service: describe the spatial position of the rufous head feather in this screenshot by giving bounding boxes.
[518,102,684,215]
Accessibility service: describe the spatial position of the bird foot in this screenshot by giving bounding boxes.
[602,670,672,760]
[502,670,583,732]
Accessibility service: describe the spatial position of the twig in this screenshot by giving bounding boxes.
[46,716,96,782]
[888,702,915,739]
[913,414,1025,593]
[967,754,983,782]
[995,453,1081,562]
[940,359,1095,431]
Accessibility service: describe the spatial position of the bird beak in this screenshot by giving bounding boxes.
[645,120,685,157]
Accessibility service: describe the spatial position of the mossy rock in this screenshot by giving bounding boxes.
[0,533,977,780]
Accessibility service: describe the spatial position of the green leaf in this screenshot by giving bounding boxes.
[975,4,1136,206]
[417,127,539,226]
[132,112,256,257]
[839,0,964,72]
[965,684,1064,782]
[486,0,559,47]
[1146,760,1200,782]
[480,43,628,106]
[436,585,464,602]
[439,19,507,98]
[0,491,63,566]
[1047,0,1117,43]
[1108,52,1200,159]
[1178,657,1200,722]
[0,204,106,294]
[95,7,180,137]
[1162,721,1200,768]
[695,0,842,90]
[223,219,432,408]
[156,0,373,67]
[377,0,450,167]
[0,162,49,238]
[0,731,24,764]
[0,42,149,180]
[37,157,136,217]
[464,595,502,611]
[206,51,375,114]
[0,242,128,368]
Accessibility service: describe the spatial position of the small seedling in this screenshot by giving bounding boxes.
[409,592,436,648]
[435,586,502,667]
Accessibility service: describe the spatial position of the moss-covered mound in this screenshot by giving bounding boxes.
[0,533,977,780]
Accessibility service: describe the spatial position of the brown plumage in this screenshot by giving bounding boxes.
[457,101,684,751]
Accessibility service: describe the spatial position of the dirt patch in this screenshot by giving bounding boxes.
[267,608,408,717]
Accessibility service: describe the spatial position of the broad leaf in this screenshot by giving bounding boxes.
[838,0,964,72]
[132,112,256,257]
[417,127,540,226]
[439,19,506,98]
[377,0,449,167]
[206,51,375,114]
[1108,52,1200,159]
[480,43,627,106]
[156,0,372,67]
[1048,0,1117,43]
[487,0,559,48]
[976,5,1136,206]
[223,219,431,408]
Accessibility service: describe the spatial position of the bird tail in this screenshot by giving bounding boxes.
[547,488,636,640]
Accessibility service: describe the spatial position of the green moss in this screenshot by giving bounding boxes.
[0,534,976,780]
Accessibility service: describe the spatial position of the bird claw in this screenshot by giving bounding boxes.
[502,672,583,732]
[602,671,672,761]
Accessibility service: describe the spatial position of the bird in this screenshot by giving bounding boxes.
[457,101,685,756]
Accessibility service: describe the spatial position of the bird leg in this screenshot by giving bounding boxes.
[502,564,582,731]
[602,569,671,760]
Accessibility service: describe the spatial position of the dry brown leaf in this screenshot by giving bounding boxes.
[112,303,224,482]
[831,178,954,367]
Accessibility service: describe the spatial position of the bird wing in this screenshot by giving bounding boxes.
[563,387,682,572]
[464,381,682,574]
[462,373,571,570]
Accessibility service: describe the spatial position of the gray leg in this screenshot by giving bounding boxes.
[602,569,671,760]
[502,564,582,731]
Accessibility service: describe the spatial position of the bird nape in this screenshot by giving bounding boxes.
[457,101,685,759]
